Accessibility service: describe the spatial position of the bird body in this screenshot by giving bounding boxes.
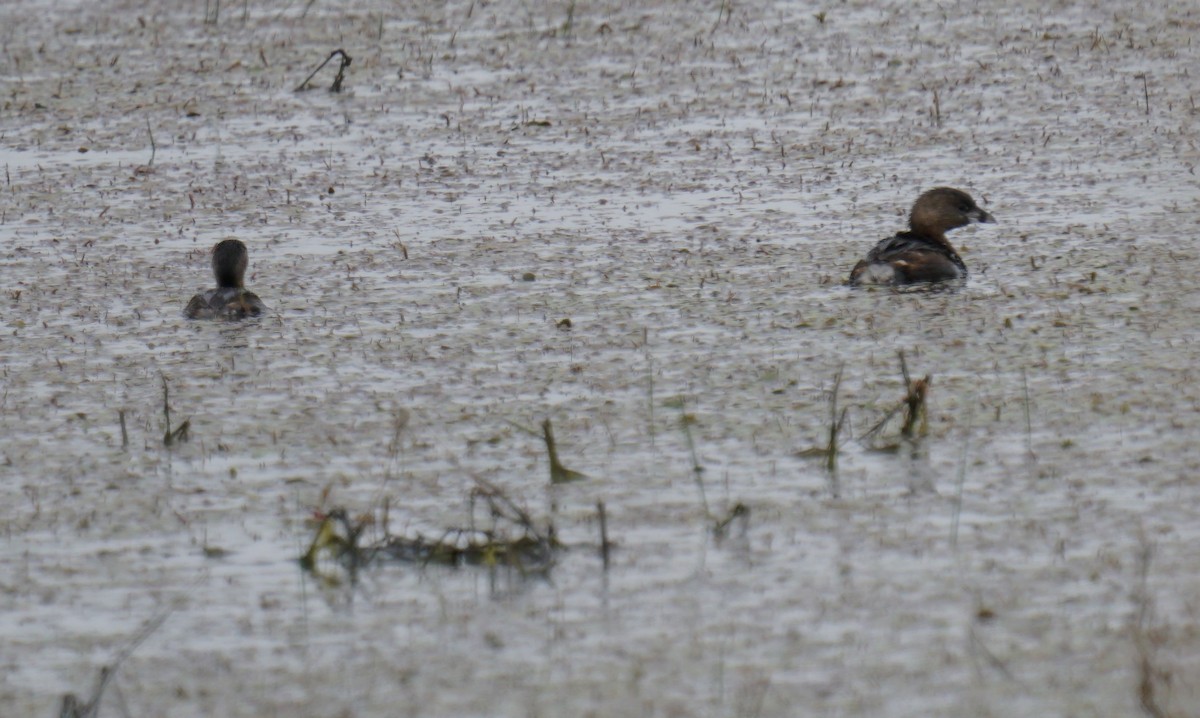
[849,188,994,286]
[185,239,266,319]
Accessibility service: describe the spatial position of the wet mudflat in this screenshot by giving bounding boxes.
[2,0,1199,715]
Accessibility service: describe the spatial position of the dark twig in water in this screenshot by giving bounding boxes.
[860,401,903,444]
[1133,535,1168,718]
[597,500,610,570]
[950,401,974,551]
[59,605,173,718]
[712,502,749,539]
[711,0,732,33]
[677,402,711,518]
[118,409,128,449]
[160,374,170,439]
[644,327,655,446]
[825,366,848,477]
[796,365,847,497]
[1022,367,1035,459]
[967,626,1017,682]
[145,119,155,166]
[295,49,353,93]
[561,0,576,36]
[470,476,539,534]
[898,351,931,438]
[329,50,351,92]
[543,418,586,484]
[160,375,189,446]
[1136,73,1150,116]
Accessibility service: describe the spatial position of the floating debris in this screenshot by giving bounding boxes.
[301,478,560,579]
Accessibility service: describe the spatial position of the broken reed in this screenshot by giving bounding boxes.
[118,409,128,448]
[712,502,749,539]
[897,350,930,438]
[160,375,189,446]
[543,418,586,483]
[825,365,848,472]
[859,351,931,444]
[675,403,711,519]
[295,49,353,92]
[597,500,610,570]
[1133,536,1169,718]
[60,605,173,718]
[795,365,847,497]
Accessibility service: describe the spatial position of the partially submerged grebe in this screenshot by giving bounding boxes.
[185,239,267,319]
[849,187,994,286]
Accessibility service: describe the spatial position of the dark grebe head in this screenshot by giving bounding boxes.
[212,238,250,289]
[909,187,994,241]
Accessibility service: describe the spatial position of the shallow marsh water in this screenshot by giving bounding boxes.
[2,0,1200,715]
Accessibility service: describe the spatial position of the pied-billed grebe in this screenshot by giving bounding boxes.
[184,239,267,319]
[849,187,994,286]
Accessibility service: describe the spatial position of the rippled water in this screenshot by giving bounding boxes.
[2,0,1199,715]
